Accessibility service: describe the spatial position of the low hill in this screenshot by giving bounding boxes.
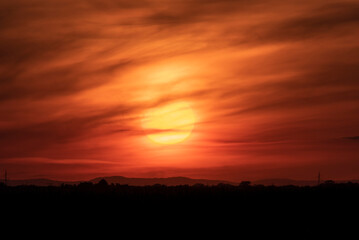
[2,176,358,187]
[89,176,237,186]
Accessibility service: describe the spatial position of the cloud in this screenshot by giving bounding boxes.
[0,0,359,180]
[0,105,137,157]
[144,0,262,25]
[249,2,359,44]
[343,136,359,141]
[0,60,133,101]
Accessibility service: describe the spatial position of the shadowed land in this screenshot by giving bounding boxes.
[3,175,359,187]
[2,179,359,208]
[2,179,359,222]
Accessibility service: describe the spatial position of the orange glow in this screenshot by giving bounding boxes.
[142,102,196,145]
[1,0,359,182]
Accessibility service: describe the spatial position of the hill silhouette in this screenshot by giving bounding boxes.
[1,176,238,186]
[2,176,359,187]
[2,178,359,220]
[89,176,238,186]
[0,176,359,186]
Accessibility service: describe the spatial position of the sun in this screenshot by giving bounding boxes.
[142,102,196,145]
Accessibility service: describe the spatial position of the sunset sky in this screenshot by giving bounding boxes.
[1,0,359,182]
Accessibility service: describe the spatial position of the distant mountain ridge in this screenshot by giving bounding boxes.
[2,176,359,187]
[1,176,237,187]
[90,176,237,186]
[253,178,359,186]
[2,178,80,187]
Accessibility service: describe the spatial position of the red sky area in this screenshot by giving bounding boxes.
[1,0,359,181]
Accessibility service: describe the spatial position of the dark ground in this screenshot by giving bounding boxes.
[2,180,358,231]
[1,180,359,212]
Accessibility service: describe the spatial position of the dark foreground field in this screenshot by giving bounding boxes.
[2,181,359,231]
[3,181,357,233]
[1,180,359,213]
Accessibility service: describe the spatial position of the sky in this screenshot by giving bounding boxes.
[1,0,359,181]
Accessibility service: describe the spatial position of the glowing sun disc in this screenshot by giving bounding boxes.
[142,102,196,145]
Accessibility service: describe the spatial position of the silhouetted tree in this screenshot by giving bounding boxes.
[240,181,251,187]
[78,182,94,190]
[193,183,205,188]
[97,179,109,187]
[324,180,335,185]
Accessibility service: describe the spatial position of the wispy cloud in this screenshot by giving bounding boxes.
[1,0,359,180]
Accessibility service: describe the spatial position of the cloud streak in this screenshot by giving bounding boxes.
[1,0,359,180]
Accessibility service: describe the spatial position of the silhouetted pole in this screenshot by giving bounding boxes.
[4,170,7,186]
[318,172,320,185]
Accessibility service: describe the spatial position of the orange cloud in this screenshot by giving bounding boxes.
[1,0,359,181]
